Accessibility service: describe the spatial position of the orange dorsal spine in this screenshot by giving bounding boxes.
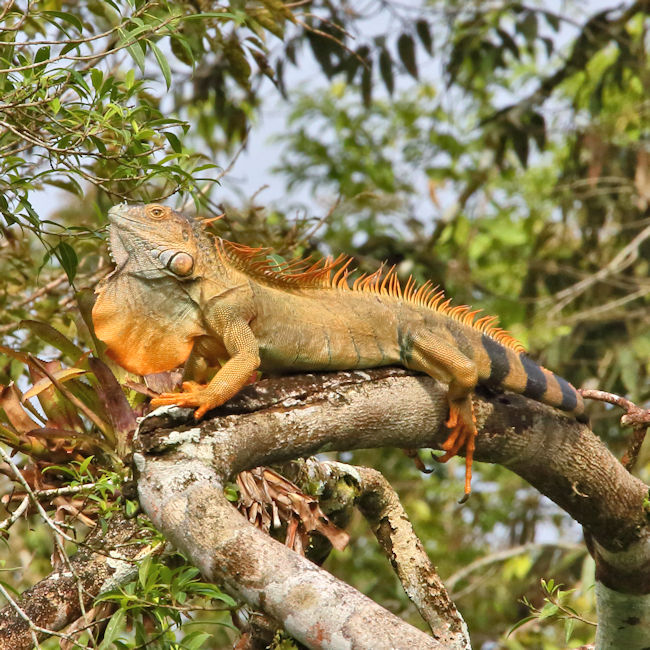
[217,239,525,354]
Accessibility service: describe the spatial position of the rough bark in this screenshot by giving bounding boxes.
[0,513,150,650]
[336,462,469,646]
[135,455,446,649]
[133,367,650,649]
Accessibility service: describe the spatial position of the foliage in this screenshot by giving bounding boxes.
[508,578,596,648]
[276,1,650,447]
[94,555,236,650]
[0,0,649,648]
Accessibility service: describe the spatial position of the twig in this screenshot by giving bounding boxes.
[579,389,650,471]
[446,542,584,595]
[0,582,42,649]
[0,495,29,532]
[0,447,78,545]
[290,195,341,251]
[558,287,650,326]
[546,224,650,316]
[179,132,250,213]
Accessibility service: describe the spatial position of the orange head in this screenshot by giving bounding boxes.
[106,203,207,281]
[93,203,212,375]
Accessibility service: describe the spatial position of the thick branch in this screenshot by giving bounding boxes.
[135,456,446,650]
[0,513,151,650]
[138,368,648,556]
[134,368,650,647]
[318,460,470,646]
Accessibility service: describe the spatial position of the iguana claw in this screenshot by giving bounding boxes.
[435,401,477,502]
[150,382,221,419]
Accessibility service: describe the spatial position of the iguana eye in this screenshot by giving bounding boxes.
[147,205,167,220]
[167,252,194,277]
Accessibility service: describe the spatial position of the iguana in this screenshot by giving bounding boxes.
[93,203,585,498]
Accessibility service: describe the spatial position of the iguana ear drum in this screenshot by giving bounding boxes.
[167,251,194,276]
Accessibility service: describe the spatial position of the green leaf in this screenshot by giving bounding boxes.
[77,455,95,477]
[415,20,433,54]
[126,41,146,72]
[139,555,152,590]
[507,615,537,637]
[184,12,237,21]
[99,609,126,649]
[165,131,182,153]
[149,40,171,89]
[35,46,50,65]
[564,617,575,644]
[379,48,394,95]
[361,58,372,108]
[182,632,213,650]
[512,130,529,167]
[397,33,418,79]
[53,241,78,282]
[20,320,84,363]
[125,499,139,517]
[90,68,103,91]
[223,483,239,502]
[42,10,84,33]
[191,583,237,606]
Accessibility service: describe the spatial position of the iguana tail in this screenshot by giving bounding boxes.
[478,334,585,420]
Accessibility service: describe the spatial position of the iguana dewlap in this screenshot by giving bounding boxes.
[93,203,585,498]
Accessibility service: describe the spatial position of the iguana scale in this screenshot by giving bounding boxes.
[93,203,585,498]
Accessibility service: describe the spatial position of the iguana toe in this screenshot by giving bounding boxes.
[150,383,223,420]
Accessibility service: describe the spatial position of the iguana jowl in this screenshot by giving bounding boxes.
[93,203,585,498]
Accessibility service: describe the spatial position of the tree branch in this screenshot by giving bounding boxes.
[135,456,448,649]
[0,514,154,650]
[133,367,650,648]
[319,460,470,646]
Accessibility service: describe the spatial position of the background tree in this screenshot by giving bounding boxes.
[0,0,649,648]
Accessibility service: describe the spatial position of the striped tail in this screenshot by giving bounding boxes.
[479,334,585,420]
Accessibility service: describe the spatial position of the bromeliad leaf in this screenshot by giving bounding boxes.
[23,367,87,401]
[20,320,85,364]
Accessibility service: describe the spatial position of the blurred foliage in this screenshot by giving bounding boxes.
[94,555,237,649]
[1,0,649,648]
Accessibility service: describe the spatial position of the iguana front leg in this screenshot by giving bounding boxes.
[408,332,479,501]
[151,307,260,419]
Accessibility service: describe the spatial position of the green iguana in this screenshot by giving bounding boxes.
[93,203,585,498]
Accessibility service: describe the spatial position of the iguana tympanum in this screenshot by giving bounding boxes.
[93,203,585,498]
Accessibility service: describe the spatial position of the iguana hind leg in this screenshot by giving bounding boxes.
[408,332,478,500]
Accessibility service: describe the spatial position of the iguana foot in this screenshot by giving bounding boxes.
[435,400,477,502]
[150,381,223,419]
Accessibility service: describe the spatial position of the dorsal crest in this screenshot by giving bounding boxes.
[217,239,525,353]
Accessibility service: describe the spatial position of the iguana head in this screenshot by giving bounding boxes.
[106,203,201,279]
[93,203,208,375]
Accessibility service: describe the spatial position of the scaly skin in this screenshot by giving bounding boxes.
[93,204,585,498]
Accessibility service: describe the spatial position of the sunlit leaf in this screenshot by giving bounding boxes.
[0,384,41,433]
[23,367,87,400]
